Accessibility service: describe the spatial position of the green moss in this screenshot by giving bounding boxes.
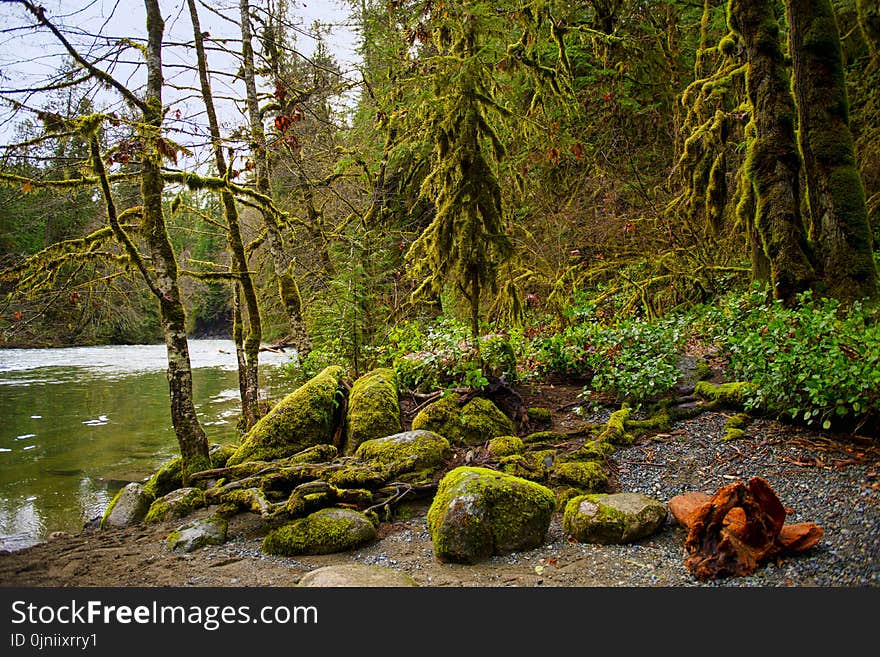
[209,444,237,469]
[498,449,555,481]
[598,405,632,445]
[487,435,524,458]
[722,427,746,441]
[526,407,552,426]
[553,486,584,510]
[281,444,339,465]
[695,359,713,381]
[426,466,556,564]
[626,410,672,434]
[550,461,609,492]
[411,394,514,446]
[695,380,754,405]
[143,457,183,501]
[355,429,451,478]
[261,508,378,556]
[566,439,616,461]
[226,366,345,466]
[344,367,402,455]
[144,487,206,523]
[522,431,567,444]
[326,463,389,489]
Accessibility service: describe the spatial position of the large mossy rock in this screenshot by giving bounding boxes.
[100,482,151,529]
[411,394,514,446]
[427,466,556,564]
[343,367,402,455]
[355,430,451,480]
[144,487,206,524]
[226,366,346,466]
[563,492,668,545]
[262,507,378,556]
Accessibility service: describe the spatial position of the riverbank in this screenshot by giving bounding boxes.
[1,383,877,587]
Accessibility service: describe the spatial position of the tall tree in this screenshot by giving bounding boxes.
[787,0,877,301]
[186,0,263,430]
[239,0,311,360]
[405,6,513,341]
[728,0,816,304]
[12,0,211,478]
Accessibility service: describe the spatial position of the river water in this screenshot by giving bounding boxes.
[0,341,296,551]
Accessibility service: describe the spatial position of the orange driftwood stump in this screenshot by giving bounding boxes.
[669,477,823,581]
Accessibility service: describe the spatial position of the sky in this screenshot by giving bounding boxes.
[0,0,361,150]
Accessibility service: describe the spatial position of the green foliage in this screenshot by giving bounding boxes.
[375,317,522,392]
[693,285,880,429]
[532,306,688,403]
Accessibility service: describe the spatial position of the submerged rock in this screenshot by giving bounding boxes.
[427,466,556,564]
[165,516,228,553]
[262,507,378,556]
[563,492,667,544]
[343,367,402,455]
[297,564,418,587]
[226,365,346,466]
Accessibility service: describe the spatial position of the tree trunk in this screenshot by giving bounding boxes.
[187,0,262,430]
[729,0,816,304]
[239,0,312,361]
[787,0,878,302]
[144,0,209,479]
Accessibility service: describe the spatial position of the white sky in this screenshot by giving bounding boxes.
[0,0,361,150]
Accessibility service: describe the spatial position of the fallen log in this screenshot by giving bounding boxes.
[669,477,823,581]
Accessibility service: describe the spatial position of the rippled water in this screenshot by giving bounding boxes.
[0,340,296,551]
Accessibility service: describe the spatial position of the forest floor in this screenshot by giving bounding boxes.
[1,381,879,588]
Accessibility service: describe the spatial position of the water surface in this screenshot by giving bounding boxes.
[0,340,295,551]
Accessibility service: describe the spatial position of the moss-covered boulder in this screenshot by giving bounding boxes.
[343,367,402,455]
[427,466,556,564]
[563,492,667,545]
[487,435,524,458]
[226,365,345,466]
[354,430,451,479]
[411,394,514,446]
[100,482,151,529]
[143,457,183,501]
[144,487,206,524]
[550,460,609,492]
[165,516,228,553]
[262,508,378,556]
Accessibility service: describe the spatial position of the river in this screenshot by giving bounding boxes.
[0,341,296,552]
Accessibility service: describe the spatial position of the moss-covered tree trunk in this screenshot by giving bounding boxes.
[787,0,878,302]
[187,0,262,430]
[239,0,311,360]
[858,0,880,60]
[729,0,816,304]
[144,0,210,479]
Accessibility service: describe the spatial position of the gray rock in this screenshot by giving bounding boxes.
[166,517,228,553]
[297,564,418,587]
[101,483,151,529]
[563,492,668,544]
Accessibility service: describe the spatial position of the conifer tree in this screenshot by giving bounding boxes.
[406,6,513,341]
